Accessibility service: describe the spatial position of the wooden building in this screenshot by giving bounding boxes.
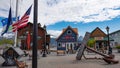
[56,26,78,53]
[89,27,110,53]
[17,22,50,50]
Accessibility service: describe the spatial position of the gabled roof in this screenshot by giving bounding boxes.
[110,30,120,35]
[63,26,78,35]
[18,22,45,31]
[56,26,78,41]
[90,27,106,37]
[18,22,47,36]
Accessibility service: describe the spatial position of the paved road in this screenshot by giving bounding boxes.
[36,52,120,68]
[0,49,120,68]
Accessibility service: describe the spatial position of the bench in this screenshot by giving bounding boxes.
[57,50,66,55]
[14,58,28,68]
[50,50,57,52]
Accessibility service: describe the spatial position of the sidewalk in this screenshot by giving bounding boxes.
[0,50,120,68]
[35,53,120,68]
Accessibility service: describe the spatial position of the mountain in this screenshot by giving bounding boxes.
[50,38,57,47]
[78,36,83,43]
[0,32,15,39]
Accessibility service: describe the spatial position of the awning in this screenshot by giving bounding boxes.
[103,37,114,41]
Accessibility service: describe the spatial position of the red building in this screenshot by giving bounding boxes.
[17,22,50,50]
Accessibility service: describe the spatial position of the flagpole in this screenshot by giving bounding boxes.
[14,0,19,47]
[14,30,17,47]
[10,0,11,7]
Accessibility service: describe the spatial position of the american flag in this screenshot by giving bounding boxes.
[12,5,32,32]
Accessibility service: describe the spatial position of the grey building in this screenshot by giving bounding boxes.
[110,30,120,47]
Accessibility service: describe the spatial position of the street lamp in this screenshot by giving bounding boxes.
[42,25,47,57]
[106,26,112,55]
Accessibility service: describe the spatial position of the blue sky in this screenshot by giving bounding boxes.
[0,17,5,28]
[0,0,120,37]
[47,17,120,37]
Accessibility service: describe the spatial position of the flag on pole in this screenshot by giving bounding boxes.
[1,7,12,36]
[26,31,31,50]
[1,17,19,26]
[12,5,32,32]
[1,17,19,33]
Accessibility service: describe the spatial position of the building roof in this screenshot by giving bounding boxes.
[110,30,120,35]
[17,22,49,38]
[90,27,106,37]
[62,26,78,35]
[56,26,78,41]
[17,22,44,31]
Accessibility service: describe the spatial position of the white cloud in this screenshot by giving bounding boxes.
[47,30,62,38]
[0,0,120,26]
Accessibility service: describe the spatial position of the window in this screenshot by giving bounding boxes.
[58,43,61,47]
[115,42,118,46]
[67,30,72,35]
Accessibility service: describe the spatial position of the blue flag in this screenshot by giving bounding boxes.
[1,17,19,26]
[1,7,12,36]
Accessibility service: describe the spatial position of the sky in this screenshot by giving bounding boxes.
[0,0,120,38]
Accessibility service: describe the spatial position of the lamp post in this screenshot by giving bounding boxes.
[106,26,112,55]
[42,25,47,57]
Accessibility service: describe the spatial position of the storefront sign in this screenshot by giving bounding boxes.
[94,37,103,40]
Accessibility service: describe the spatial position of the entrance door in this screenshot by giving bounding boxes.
[70,43,73,50]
